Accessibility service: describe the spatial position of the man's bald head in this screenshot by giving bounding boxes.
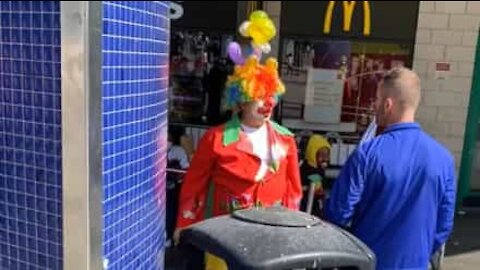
[380,67,421,111]
[374,68,421,127]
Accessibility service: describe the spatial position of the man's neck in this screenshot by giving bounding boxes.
[387,112,416,126]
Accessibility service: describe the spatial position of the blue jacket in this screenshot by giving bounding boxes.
[325,123,456,270]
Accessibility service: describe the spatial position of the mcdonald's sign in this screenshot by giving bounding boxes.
[323,1,371,36]
[280,1,419,42]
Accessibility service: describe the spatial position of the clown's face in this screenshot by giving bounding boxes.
[241,97,276,126]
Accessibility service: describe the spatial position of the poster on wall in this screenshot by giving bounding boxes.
[304,68,344,124]
[278,0,418,137]
[280,38,412,135]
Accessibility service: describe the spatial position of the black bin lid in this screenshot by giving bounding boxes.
[232,206,321,227]
[180,207,376,270]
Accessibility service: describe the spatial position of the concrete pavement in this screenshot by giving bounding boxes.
[443,209,480,269]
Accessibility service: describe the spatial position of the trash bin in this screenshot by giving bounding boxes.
[179,206,376,270]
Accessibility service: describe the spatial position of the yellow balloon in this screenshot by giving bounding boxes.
[247,21,275,46]
[244,11,276,47]
[249,10,268,20]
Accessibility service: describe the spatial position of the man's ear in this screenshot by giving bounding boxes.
[384,97,393,111]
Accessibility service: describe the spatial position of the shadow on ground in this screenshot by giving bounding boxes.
[445,208,480,257]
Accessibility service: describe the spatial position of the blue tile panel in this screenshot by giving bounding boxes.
[102,2,169,270]
[0,1,63,270]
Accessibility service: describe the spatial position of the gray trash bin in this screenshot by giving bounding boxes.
[179,206,376,270]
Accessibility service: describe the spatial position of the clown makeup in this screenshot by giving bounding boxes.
[240,97,277,127]
[256,96,276,118]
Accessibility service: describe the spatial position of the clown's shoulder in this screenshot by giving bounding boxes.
[198,118,295,147]
[269,120,294,137]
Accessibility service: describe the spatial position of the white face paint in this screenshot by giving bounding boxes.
[250,100,267,121]
[242,98,276,125]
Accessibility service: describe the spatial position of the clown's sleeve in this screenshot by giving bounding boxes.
[176,128,217,228]
[284,137,302,210]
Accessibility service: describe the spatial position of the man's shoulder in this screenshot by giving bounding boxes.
[360,129,454,163]
[419,131,455,162]
[355,137,380,158]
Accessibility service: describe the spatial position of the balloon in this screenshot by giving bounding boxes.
[246,46,262,60]
[246,11,276,47]
[227,42,245,65]
[248,21,276,47]
[250,10,268,20]
[252,47,263,59]
[258,43,271,54]
[239,22,250,37]
[238,10,276,52]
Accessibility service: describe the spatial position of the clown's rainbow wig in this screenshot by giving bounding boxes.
[225,55,285,108]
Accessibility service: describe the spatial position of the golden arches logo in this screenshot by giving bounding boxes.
[323,1,371,36]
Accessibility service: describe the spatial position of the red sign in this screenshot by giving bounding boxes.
[436,62,450,71]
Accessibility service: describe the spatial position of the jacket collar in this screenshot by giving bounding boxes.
[383,122,421,134]
[222,115,293,147]
[222,115,293,174]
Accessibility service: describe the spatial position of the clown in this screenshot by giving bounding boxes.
[174,11,302,270]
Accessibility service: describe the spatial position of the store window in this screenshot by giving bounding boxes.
[168,1,263,126]
[279,39,413,135]
[278,1,419,138]
[170,31,235,125]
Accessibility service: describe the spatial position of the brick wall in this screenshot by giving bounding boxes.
[413,1,479,169]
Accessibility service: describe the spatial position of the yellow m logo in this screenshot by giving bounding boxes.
[323,1,371,36]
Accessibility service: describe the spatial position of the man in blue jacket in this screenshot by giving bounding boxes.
[325,68,456,270]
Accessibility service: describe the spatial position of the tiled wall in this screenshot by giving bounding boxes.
[1,1,170,269]
[0,1,63,269]
[102,1,169,269]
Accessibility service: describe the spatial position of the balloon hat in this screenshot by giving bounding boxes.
[225,11,285,108]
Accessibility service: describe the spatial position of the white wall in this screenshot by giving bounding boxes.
[413,1,479,171]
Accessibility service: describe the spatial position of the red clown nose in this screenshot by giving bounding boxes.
[257,97,276,116]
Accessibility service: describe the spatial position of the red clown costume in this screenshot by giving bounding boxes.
[176,112,302,228]
[176,12,302,231]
